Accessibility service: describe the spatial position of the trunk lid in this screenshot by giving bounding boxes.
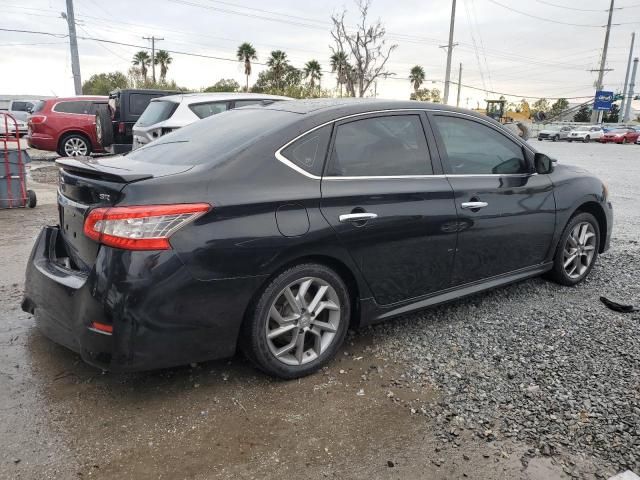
[56,155,193,271]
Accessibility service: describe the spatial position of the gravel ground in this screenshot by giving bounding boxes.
[368,141,640,476]
[1,141,639,479]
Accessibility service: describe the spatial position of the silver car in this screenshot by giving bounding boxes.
[537,125,572,142]
[132,93,291,150]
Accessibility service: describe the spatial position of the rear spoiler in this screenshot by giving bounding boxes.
[56,158,153,183]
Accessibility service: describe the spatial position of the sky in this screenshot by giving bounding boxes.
[1,0,639,111]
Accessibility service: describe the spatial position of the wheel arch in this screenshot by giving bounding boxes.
[239,254,364,346]
[57,130,92,151]
[572,201,608,253]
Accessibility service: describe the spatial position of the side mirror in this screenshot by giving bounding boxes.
[534,153,555,174]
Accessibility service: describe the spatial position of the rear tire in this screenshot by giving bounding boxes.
[553,135,559,142]
[26,190,36,208]
[241,263,350,379]
[547,212,600,286]
[95,105,114,148]
[57,133,91,157]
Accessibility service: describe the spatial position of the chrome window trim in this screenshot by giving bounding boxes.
[274,108,536,181]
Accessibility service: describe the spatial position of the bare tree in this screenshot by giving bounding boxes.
[330,0,397,98]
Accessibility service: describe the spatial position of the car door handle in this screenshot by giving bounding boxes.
[339,213,378,223]
[461,201,488,210]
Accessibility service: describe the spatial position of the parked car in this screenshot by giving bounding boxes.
[537,125,572,142]
[132,93,291,150]
[27,96,107,156]
[567,126,604,143]
[0,98,39,121]
[0,117,28,137]
[598,128,640,144]
[22,99,612,379]
[95,88,180,154]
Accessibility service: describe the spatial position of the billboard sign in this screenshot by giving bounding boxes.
[593,90,614,111]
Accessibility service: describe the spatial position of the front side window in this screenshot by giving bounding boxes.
[54,101,92,114]
[433,115,527,175]
[189,101,229,119]
[328,115,432,177]
[12,101,32,112]
[280,124,332,176]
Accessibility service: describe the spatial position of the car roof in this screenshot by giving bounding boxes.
[252,98,480,117]
[48,96,107,102]
[152,92,292,103]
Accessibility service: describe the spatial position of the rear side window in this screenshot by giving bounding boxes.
[433,115,527,175]
[137,101,179,126]
[280,124,332,176]
[129,94,156,115]
[54,101,92,114]
[328,115,432,177]
[189,101,229,119]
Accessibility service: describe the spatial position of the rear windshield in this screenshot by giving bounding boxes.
[136,100,179,127]
[126,108,298,165]
[31,100,45,113]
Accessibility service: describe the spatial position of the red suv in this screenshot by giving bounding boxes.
[28,96,107,157]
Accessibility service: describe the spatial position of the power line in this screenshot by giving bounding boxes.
[531,0,608,12]
[486,0,608,27]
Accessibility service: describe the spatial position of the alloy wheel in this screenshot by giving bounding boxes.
[64,137,88,156]
[266,276,341,366]
[563,222,597,279]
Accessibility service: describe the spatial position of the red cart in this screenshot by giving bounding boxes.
[1,112,36,209]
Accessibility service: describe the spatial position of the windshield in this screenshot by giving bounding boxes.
[136,100,179,127]
[127,108,298,165]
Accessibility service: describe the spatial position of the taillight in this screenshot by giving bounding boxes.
[29,115,47,125]
[118,121,126,134]
[83,203,210,251]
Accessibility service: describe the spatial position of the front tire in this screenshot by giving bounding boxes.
[242,263,351,379]
[553,135,559,142]
[58,133,91,157]
[583,135,590,143]
[548,212,600,286]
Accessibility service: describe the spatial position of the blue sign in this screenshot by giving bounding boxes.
[593,90,614,111]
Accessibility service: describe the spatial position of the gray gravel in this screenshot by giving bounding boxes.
[368,141,640,477]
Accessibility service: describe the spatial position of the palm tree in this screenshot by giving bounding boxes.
[304,60,322,90]
[132,51,151,82]
[266,50,288,90]
[154,50,172,83]
[409,65,426,95]
[236,42,257,92]
[330,51,349,96]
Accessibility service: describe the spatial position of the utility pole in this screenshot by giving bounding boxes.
[620,32,635,117]
[623,57,638,122]
[143,36,164,83]
[456,63,462,107]
[591,0,615,123]
[64,0,82,95]
[443,0,457,105]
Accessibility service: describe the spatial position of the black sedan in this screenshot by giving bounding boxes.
[22,99,613,379]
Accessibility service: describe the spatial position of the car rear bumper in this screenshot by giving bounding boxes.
[22,225,266,372]
[27,133,56,151]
